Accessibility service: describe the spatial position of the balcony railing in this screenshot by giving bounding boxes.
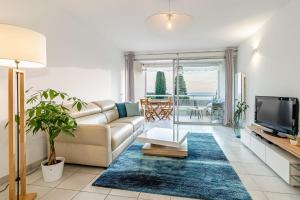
[145,94,216,107]
[145,94,224,123]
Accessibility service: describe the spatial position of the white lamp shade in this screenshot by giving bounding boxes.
[0,24,46,68]
[146,11,193,33]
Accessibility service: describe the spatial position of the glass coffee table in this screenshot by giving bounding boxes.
[137,125,189,158]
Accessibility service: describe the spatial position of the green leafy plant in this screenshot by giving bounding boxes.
[174,67,188,100]
[26,88,86,165]
[233,101,249,128]
[155,71,166,99]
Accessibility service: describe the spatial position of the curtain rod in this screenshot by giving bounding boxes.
[134,56,226,61]
[132,48,238,56]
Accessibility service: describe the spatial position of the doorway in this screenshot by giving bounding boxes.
[173,59,225,125]
[134,55,225,125]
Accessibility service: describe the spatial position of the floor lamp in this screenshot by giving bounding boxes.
[0,24,47,200]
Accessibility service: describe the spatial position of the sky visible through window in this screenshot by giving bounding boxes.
[146,68,218,96]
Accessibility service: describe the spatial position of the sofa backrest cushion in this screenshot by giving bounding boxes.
[103,109,119,123]
[93,100,116,112]
[65,102,101,118]
[76,113,108,125]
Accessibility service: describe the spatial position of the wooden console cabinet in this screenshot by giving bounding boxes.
[241,125,300,186]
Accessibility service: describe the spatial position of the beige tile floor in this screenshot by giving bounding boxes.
[1,124,300,200]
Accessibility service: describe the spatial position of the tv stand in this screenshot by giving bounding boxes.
[255,124,287,138]
[260,129,275,135]
[241,124,300,186]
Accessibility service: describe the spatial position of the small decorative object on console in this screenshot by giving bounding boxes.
[290,135,299,146]
[233,101,249,138]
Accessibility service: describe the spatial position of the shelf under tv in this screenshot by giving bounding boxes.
[241,124,300,186]
[248,125,300,159]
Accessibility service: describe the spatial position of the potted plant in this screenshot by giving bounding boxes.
[26,88,86,182]
[290,135,299,146]
[233,101,249,138]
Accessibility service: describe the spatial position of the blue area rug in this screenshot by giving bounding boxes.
[93,133,252,200]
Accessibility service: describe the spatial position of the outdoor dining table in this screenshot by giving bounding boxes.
[148,99,171,120]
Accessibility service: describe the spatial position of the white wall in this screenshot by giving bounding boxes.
[237,0,300,136]
[0,0,124,178]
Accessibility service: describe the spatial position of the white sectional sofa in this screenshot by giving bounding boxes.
[55,100,144,167]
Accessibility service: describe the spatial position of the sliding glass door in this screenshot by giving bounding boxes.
[134,56,226,125]
[173,59,225,124]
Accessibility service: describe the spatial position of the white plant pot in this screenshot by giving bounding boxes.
[290,139,298,146]
[41,157,65,182]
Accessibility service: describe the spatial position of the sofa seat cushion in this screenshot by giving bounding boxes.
[109,123,134,150]
[113,116,144,131]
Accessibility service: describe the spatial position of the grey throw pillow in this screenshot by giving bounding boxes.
[125,102,140,117]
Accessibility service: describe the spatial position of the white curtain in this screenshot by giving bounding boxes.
[125,52,135,102]
[224,48,235,126]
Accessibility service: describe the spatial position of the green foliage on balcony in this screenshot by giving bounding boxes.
[155,71,166,99]
[175,74,189,99]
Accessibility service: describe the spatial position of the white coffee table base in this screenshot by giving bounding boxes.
[142,139,188,158]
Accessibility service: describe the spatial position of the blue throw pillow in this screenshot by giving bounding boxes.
[125,102,140,117]
[116,103,127,118]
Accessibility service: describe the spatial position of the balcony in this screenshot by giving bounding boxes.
[145,94,224,124]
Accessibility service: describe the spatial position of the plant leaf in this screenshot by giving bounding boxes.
[76,102,82,111]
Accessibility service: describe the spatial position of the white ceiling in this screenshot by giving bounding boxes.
[54,0,289,52]
[1,0,290,52]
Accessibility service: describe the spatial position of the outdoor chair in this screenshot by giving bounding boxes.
[158,97,173,120]
[140,98,157,121]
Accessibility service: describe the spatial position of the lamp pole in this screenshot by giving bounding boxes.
[15,60,20,200]
[0,23,45,200]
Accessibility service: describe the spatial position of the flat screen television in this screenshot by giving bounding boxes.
[255,96,299,136]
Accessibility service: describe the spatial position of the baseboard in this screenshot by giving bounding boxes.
[0,157,46,186]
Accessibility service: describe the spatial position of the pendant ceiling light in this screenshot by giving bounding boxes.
[166,0,173,30]
[146,0,192,32]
